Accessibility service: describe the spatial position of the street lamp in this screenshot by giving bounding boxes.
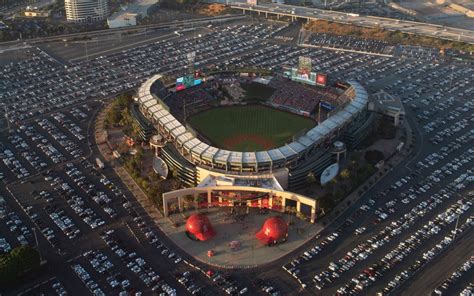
[32,227,43,263]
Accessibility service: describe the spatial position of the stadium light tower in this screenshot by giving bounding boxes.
[187,51,196,75]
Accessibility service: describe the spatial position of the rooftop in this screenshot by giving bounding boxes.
[108,0,157,21]
[371,90,406,115]
[197,175,284,191]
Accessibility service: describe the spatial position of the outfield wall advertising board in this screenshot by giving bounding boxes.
[290,68,317,85]
[320,101,336,111]
[176,74,202,91]
[316,73,328,86]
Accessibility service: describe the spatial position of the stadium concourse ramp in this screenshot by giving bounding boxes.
[136,74,369,180]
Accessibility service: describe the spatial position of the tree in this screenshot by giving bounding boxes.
[285,206,296,224]
[296,211,307,221]
[306,171,317,185]
[169,203,178,214]
[365,150,385,165]
[183,195,193,211]
[195,195,204,211]
[119,107,133,128]
[340,168,350,179]
[0,246,40,285]
[107,107,122,125]
[318,194,336,214]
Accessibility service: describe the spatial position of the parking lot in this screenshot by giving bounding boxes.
[277,49,473,295]
[1,19,473,296]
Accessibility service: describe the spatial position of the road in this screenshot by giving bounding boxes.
[0,15,245,47]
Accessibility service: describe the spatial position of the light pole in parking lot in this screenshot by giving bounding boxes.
[449,65,455,89]
[84,40,89,62]
[2,103,11,133]
[452,214,460,241]
[32,227,43,263]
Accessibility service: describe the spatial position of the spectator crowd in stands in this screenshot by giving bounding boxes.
[268,77,340,115]
[161,74,342,121]
[164,84,217,120]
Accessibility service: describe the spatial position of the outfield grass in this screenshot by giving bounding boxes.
[188,105,315,152]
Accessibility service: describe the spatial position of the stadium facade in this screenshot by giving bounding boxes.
[136,73,374,222]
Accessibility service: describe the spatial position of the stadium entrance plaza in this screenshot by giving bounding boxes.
[156,207,322,268]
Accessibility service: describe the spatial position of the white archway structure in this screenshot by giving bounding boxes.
[163,186,318,223]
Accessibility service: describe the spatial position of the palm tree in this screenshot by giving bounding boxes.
[306,171,317,185]
[195,195,204,212]
[169,203,178,214]
[183,195,193,212]
[287,206,296,224]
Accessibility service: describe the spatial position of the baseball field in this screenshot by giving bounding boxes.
[187,105,315,152]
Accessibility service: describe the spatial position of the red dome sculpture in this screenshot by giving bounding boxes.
[256,217,288,246]
[185,214,216,241]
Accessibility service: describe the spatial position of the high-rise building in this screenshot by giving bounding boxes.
[64,0,109,23]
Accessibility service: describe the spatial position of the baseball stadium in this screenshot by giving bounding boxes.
[136,58,373,220]
[134,60,374,266]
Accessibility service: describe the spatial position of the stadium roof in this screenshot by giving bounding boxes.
[137,75,368,169]
[197,174,284,191]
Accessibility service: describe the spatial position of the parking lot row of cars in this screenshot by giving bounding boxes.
[422,106,471,134]
[283,197,378,287]
[380,62,472,110]
[283,118,472,293]
[51,112,86,143]
[307,33,390,54]
[63,162,118,220]
[50,173,107,231]
[19,277,69,296]
[2,23,291,124]
[0,105,92,182]
[72,263,106,296]
[318,184,456,292]
[0,194,33,251]
[23,122,66,165]
[47,208,80,240]
[100,229,177,295]
[69,226,175,296]
[394,147,473,205]
[176,271,212,295]
[433,256,474,296]
[382,217,473,296]
[342,187,473,295]
[429,117,472,145]
[459,283,474,296]
[1,146,31,179]
[36,117,84,159]
[308,139,472,281]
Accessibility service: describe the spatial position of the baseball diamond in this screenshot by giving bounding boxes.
[187,105,316,152]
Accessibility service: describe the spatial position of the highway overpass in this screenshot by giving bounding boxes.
[230,2,474,45]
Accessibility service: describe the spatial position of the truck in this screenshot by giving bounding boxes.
[96,158,105,169]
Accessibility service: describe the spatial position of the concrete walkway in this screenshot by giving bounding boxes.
[319,119,415,225]
[94,104,163,224]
